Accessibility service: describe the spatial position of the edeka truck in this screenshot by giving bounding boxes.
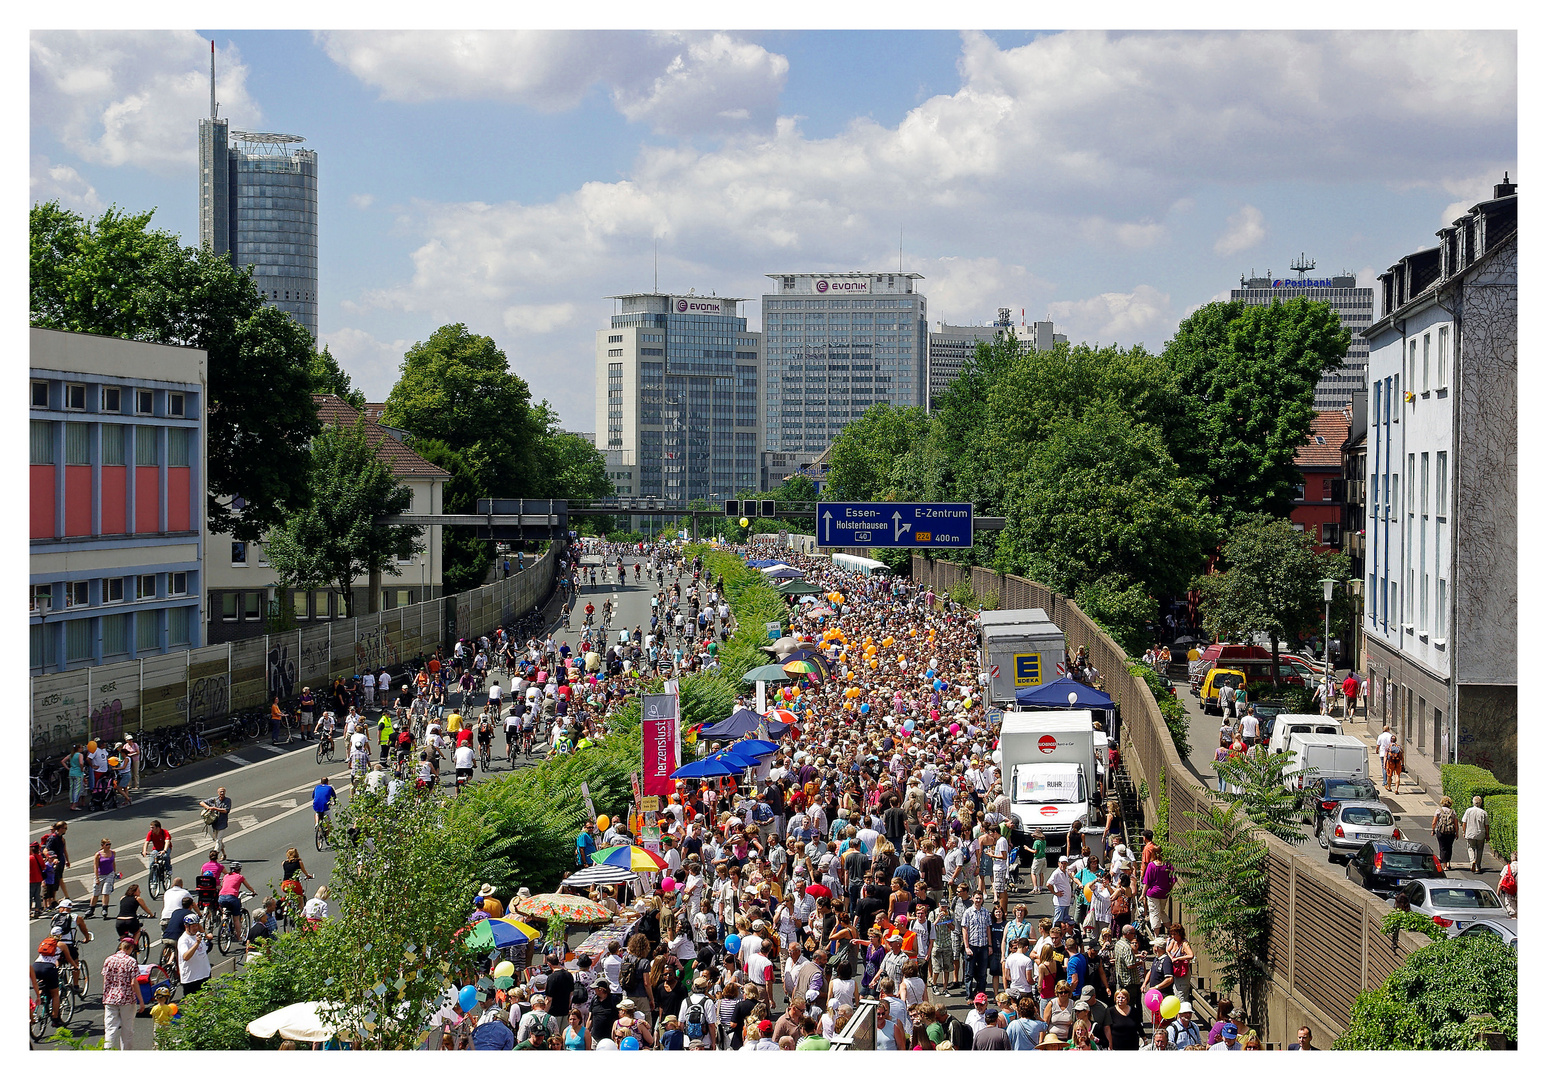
[979,608,1066,706]
[998,712,1100,854]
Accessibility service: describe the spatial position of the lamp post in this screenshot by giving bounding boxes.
[1318,577,1339,705]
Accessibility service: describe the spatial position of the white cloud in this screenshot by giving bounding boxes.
[319,327,414,403]
[1047,286,1173,346]
[350,193,375,210]
[30,31,262,175]
[30,156,103,213]
[917,256,1053,326]
[1214,204,1267,256]
[317,30,788,137]
[501,303,578,336]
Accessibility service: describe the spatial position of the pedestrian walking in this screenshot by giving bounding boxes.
[1460,796,1490,874]
[199,786,232,860]
[100,937,140,1049]
[1430,796,1460,870]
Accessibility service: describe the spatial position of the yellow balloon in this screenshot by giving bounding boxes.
[1160,995,1181,1020]
[883,637,894,647]
[739,517,749,528]
[493,960,516,978]
[869,659,879,669]
[86,741,98,753]
[596,815,610,832]
[909,628,918,637]
[1083,885,1093,903]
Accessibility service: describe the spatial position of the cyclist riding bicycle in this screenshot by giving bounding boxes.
[142,818,173,876]
[47,899,90,987]
[584,601,595,626]
[313,777,337,827]
[314,710,337,753]
[217,864,257,938]
[476,715,495,756]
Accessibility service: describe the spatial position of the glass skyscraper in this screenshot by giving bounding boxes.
[761,273,927,454]
[199,116,319,340]
[595,292,761,523]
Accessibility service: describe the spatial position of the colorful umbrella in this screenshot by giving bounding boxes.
[560,863,640,887]
[515,893,613,923]
[806,606,835,618]
[463,916,543,952]
[762,708,798,728]
[801,883,833,900]
[672,758,737,779]
[593,845,669,871]
[782,659,823,676]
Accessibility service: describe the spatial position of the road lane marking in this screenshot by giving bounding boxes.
[227,756,252,766]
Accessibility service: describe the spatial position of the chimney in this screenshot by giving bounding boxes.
[1493,172,1516,199]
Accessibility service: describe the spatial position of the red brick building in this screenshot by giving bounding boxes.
[1291,410,1349,553]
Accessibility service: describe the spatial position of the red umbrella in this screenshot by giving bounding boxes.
[801,883,832,899]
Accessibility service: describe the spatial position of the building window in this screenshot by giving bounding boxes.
[65,619,92,662]
[1437,579,1447,638]
[31,380,48,408]
[1436,326,1449,389]
[170,572,187,596]
[137,574,157,600]
[136,428,159,466]
[169,606,191,646]
[102,613,130,656]
[221,594,238,621]
[30,624,55,669]
[293,590,309,619]
[65,580,89,607]
[168,393,185,418]
[30,420,54,464]
[608,334,623,343]
[64,423,90,465]
[231,542,248,565]
[380,589,395,610]
[243,592,263,620]
[168,427,191,467]
[1421,332,1430,392]
[137,610,160,651]
[1435,452,1448,518]
[1321,478,1333,501]
[313,591,331,619]
[31,584,53,612]
[104,577,124,604]
[136,390,154,414]
[101,424,126,465]
[608,349,623,357]
[65,384,86,411]
[1322,523,1341,546]
[101,387,121,413]
[257,545,269,568]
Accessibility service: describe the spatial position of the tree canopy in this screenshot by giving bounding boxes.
[29,200,320,542]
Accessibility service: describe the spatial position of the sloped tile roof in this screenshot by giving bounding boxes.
[1295,410,1349,470]
[311,394,452,480]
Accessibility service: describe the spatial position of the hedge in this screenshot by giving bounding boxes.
[1440,763,1516,809]
[1485,793,1517,862]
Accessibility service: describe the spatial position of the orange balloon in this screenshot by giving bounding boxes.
[869,659,879,669]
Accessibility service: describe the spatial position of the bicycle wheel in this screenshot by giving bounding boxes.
[137,930,151,964]
[316,742,327,764]
[244,716,263,740]
[216,915,233,955]
[164,745,184,770]
[148,863,165,901]
[315,824,327,852]
[58,989,75,1025]
[71,962,89,1000]
[30,1000,47,1042]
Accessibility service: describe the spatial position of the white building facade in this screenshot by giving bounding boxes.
[1361,177,1516,783]
[761,272,927,454]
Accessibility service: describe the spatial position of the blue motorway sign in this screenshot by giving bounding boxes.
[817,501,974,548]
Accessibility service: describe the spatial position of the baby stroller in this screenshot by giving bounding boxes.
[88,771,125,811]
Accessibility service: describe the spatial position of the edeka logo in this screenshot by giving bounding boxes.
[678,300,689,312]
[1038,735,1058,755]
[1013,653,1042,688]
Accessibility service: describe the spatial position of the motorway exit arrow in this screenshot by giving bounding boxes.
[815,501,974,549]
[893,511,909,541]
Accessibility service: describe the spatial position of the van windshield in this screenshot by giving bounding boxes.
[1014,763,1084,804]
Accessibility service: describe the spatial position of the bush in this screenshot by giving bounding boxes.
[1257,685,1315,714]
[947,580,976,608]
[1440,763,1502,808]
[1334,935,1517,1049]
[978,589,1000,611]
[1380,909,1447,943]
[1486,793,1517,861]
[1129,661,1191,759]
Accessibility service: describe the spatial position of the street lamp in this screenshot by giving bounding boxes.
[1319,578,1337,681]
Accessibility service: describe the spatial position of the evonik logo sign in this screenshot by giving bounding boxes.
[815,279,869,294]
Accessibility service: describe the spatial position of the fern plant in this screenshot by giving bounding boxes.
[1211,747,1308,845]
[1172,799,1269,997]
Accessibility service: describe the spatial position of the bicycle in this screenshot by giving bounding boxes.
[479,740,492,772]
[315,817,331,852]
[147,851,172,900]
[316,734,336,764]
[214,900,247,955]
[64,954,90,1002]
[506,734,519,767]
[31,987,74,1040]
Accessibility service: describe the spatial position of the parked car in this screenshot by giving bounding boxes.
[1200,668,1247,714]
[1345,839,1444,897]
[1324,800,1402,863]
[1302,773,1380,832]
[1447,918,1518,948]
[1391,878,1507,928]
[1270,715,1347,759]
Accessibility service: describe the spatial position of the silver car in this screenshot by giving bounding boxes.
[1447,918,1518,947]
[1391,878,1507,927]
[1325,799,1401,863]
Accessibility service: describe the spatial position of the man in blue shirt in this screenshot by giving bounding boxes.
[577,821,598,867]
[312,777,336,827]
[472,1007,516,1050]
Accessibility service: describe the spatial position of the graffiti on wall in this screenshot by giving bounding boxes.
[354,625,401,672]
[33,688,90,754]
[91,691,125,745]
[300,635,328,682]
[187,674,230,721]
[267,643,296,702]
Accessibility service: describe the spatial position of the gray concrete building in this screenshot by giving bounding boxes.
[927,308,1066,410]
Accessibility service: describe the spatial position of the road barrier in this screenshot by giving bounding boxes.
[30,546,557,758]
[912,553,1432,1044]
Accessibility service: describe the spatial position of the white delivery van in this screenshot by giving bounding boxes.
[997,711,1099,853]
[1266,714,1345,757]
[980,609,1066,706]
[1284,731,1369,792]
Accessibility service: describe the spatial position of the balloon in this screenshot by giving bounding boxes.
[725,934,742,955]
[493,961,515,978]
[883,637,894,647]
[869,659,878,670]
[86,741,98,753]
[662,876,677,893]
[619,1036,641,1050]
[1083,886,1093,903]
[596,815,610,832]
[459,985,478,1011]
[739,517,749,528]
[1144,988,1164,1013]
[950,723,960,735]
[926,669,936,678]
[1160,995,1182,1020]
[904,719,916,732]
[859,703,870,715]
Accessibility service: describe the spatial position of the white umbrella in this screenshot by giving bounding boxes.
[246,1000,347,1041]
[561,863,638,887]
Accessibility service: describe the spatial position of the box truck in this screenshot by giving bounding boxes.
[1284,731,1370,791]
[997,711,1100,854]
[980,608,1066,706]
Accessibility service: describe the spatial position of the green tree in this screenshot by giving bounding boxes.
[1334,936,1517,1050]
[263,419,422,618]
[1171,799,1269,999]
[29,201,320,542]
[1195,513,1349,684]
[1076,575,1160,658]
[1212,747,1308,844]
[770,472,817,505]
[1163,299,1350,527]
[311,344,366,411]
[411,438,492,594]
[824,403,930,501]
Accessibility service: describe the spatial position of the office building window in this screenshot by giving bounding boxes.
[104,577,124,604]
[136,428,159,465]
[136,389,154,414]
[1437,579,1447,638]
[169,606,191,646]
[168,427,191,466]
[221,594,238,621]
[101,424,126,465]
[231,542,248,565]
[1436,452,1448,517]
[137,610,160,651]
[30,624,55,669]
[138,574,157,600]
[66,619,92,661]
[30,420,53,464]
[170,572,188,596]
[65,384,86,410]
[65,580,89,607]
[31,380,49,408]
[243,592,264,620]
[168,393,185,417]
[101,387,121,413]
[65,423,90,465]
[102,613,130,656]
[1422,332,1430,391]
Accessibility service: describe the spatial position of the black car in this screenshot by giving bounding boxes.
[1304,775,1383,833]
[1345,839,1445,897]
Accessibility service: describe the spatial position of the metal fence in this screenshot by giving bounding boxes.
[30,546,557,758]
[912,553,1430,1041]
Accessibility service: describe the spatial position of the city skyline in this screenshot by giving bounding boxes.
[29,28,1517,429]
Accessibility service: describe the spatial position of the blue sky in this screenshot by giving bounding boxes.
[30,28,1517,430]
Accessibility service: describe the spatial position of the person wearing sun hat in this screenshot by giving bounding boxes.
[476,884,504,918]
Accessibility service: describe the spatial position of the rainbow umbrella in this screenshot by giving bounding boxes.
[463,915,543,951]
[783,658,823,676]
[592,845,668,871]
[515,893,613,922]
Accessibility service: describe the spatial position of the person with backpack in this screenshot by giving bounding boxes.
[33,935,65,1024]
[48,899,91,990]
[679,972,716,1048]
[1430,796,1460,870]
[1498,852,1518,918]
[1167,1000,1205,1048]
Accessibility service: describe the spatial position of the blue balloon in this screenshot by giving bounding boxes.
[859,703,870,715]
[725,933,742,955]
[458,984,478,1011]
[904,719,916,732]
[619,1036,641,1050]
[926,669,936,678]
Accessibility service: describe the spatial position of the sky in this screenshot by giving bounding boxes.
[29,25,1519,432]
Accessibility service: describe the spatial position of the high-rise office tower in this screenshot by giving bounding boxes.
[198,41,319,339]
[1231,258,1373,410]
[927,308,1066,410]
[595,291,761,525]
[761,272,927,454]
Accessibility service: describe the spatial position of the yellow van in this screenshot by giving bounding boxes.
[1200,668,1247,715]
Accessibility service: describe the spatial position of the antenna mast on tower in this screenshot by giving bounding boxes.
[209,40,218,119]
[1290,252,1315,278]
